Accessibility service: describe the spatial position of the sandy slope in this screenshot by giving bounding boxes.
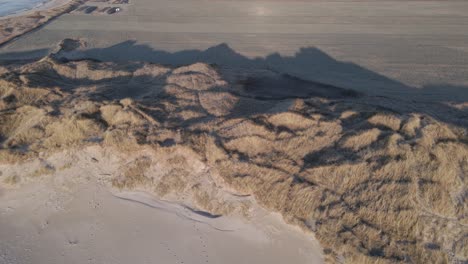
[0,146,323,264]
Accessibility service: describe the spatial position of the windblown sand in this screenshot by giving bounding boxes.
[0,41,467,263]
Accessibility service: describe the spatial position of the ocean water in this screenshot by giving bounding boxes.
[0,0,50,17]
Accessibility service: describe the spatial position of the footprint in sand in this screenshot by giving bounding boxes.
[160,242,184,264]
[192,222,209,263]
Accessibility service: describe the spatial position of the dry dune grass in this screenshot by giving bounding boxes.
[341,128,382,150]
[169,62,227,91]
[2,174,20,186]
[199,91,239,116]
[368,113,402,131]
[44,117,104,148]
[0,106,48,146]
[0,54,467,263]
[103,128,140,152]
[224,136,275,156]
[217,119,276,139]
[112,156,153,189]
[0,81,62,110]
[268,112,317,130]
[100,104,146,127]
[52,60,132,81]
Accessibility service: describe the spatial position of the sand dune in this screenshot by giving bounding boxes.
[0,41,467,263]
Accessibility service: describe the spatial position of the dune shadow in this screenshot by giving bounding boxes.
[60,40,410,97]
[0,48,49,64]
[0,41,467,127]
[54,40,468,102]
[2,40,467,101]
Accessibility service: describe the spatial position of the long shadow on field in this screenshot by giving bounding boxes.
[54,40,468,103]
[63,40,410,96]
[2,40,468,101]
[0,40,467,127]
